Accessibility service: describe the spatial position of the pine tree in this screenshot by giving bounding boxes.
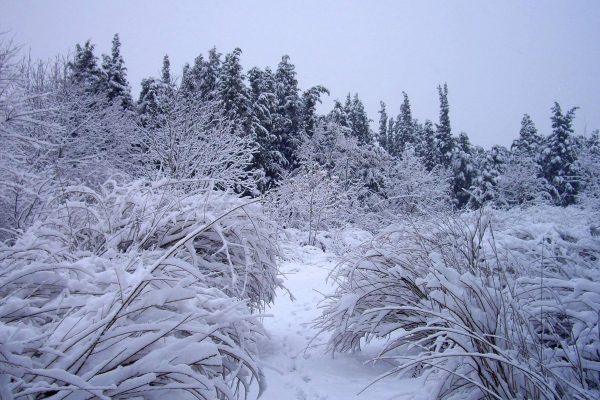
[137,56,175,126]
[161,55,171,84]
[377,101,388,152]
[541,102,580,205]
[180,54,203,98]
[179,62,194,99]
[247,66,283,191]
[301,85,329,138]
[396,92,416,156]
[576,129,600,208]
[101,34,133,110]
[387,117,396,155]
[451,132,475,208]
[435,83,453,168]
[328,99,350,133]
[137,77,161,122]
[511,114,542,158]
[217,48,251,133]
[274,55,303,169]
[419,120,437,171]
[346,93,372,146]
[470,145,508,207]
[69,40,105,95]
[184,48,222,102]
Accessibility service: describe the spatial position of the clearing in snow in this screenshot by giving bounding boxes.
[253,231,422,400]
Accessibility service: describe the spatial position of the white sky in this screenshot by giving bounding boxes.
[2,0,599,149]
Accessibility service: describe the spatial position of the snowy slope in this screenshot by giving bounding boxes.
[252,231,422,400]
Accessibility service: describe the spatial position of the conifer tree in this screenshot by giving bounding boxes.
[101,34,134,110]
[161,55,171,84]
[511,114,543,158]
[378,101,388,152]
[387,117,396,155]
[576,129,600,208]
[396,92,416,156]
[274,55,303,169]
[180,54,203,98]
[541,102,580,205]
[301,85,329,138]
[435,83,453,168]
[185,48,222,102]
[328,99,350,131]
[451,132,475,208]
[346,93,372,145]
[419,120,437,171]
[247,66,283,191]
[217,48,251,133]
[69,40,105,95]
[470,145,508,207]
[137,77,161,122]
[179,62,194,98]
[137,55,175,125]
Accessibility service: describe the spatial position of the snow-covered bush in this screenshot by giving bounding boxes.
[575,133,600,211]
[368,148,451,221]
[0,179,282,399]
[138,91,257,193]
[316,207,600,399]
[0,37,56,241]
[0,37,139,242]
[265,164,361,247]
[495,155,552,208]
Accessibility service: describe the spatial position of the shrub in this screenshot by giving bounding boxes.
[0,179,282,399]
[315,207,600,399]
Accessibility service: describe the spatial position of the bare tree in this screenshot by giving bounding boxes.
[138,88,258,192]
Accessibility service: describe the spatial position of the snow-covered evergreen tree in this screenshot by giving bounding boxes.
[469,145,508,207]
[137,55,178,127]
[247,66,284,191]
[435,83,453,168]
[217,48,251,134]
[181,48,222,102]
[301,85,329,138]
[417,119,437,171]
[327,99,351,135]
[101,33,134,110]
[68,39,106,95]
[274,55,303,169]
[395,92,417,157]
[511,113,543,158]
[541,102,580,205]
[576,130,600,209]
[377,101,389,152]
[451,131,475,208]
[346,93,372,145]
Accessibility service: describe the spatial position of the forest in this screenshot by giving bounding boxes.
[1,33,599,399]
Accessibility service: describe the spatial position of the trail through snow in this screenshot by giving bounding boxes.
[252,232,422,400]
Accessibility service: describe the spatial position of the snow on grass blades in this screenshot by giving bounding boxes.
[315,206,600,399]
[0,178,282,399]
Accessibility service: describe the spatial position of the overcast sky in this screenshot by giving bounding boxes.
[2,0,599,148]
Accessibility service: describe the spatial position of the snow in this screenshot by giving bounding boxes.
[251,232,422,400]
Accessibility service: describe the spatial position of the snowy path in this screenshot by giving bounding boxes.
[252,240,421,400]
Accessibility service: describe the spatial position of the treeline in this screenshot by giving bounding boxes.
[2,33,600,240]
[71,35,599,207]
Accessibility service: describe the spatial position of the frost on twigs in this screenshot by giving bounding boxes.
[0,178,282,399]
[316,206,600,399]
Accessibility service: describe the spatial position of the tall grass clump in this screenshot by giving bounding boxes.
[315,206,600,399]
[0,178,282,399]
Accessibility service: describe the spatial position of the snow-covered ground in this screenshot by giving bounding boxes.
[252,231,422,400]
